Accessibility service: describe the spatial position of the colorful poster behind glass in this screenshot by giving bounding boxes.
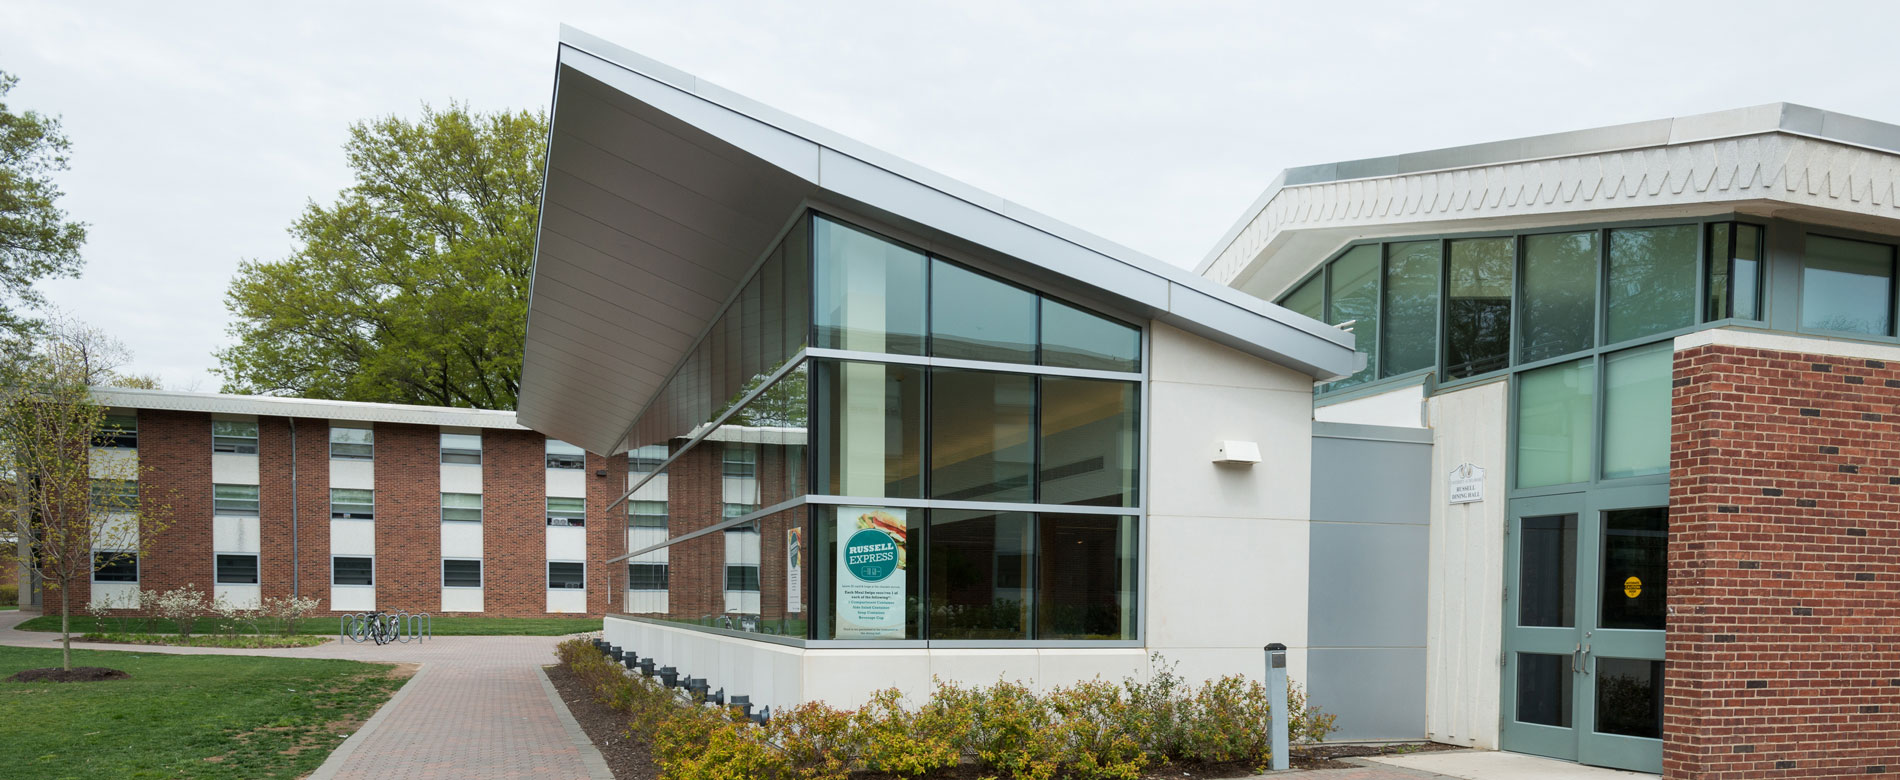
[834,507,907,639]
[786,526,804,614]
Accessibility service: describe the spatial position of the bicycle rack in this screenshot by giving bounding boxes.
[339,612,433,643]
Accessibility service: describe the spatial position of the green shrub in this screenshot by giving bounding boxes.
[1046,680,1147,780]
[763,701,853,780]
[961,680,1059,780]
[1122,656,1192,759]
[0,583,18,606]
[852,688,957,777]
[1180,675,1273,763]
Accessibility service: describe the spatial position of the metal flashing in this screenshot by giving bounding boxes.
[92,387,528,430]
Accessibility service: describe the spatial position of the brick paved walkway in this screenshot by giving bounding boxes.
[0,610,611,780]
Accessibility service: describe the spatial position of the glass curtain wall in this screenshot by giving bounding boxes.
[616,210,1142,645]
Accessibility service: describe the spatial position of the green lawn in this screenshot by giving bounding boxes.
[18,614,603,636]
[0,645,405,779]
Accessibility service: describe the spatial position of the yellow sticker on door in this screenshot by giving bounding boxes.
[1624,576,1642,598]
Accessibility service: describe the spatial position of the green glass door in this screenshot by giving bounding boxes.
[1502,486,1666,774]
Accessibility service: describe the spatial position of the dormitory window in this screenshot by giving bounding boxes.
[545,439,585,470]
[331,489,374,520]
[213,484,259,516]
[91,552,138,583]
[442,493,482,523]
[725,564,761,592]
[330,427,373,460]
[89,479,137,512]
[629,500,667,529]
[215,554,259,584]
[443,559,482,588]
[547,561,585,589]
[440,433,482,465]
[546,497,586,527]
[722,446,757,477]
[212,420,259,454]
[332,556,373,586]
[722,503,753,519]
[629,563,668,590]
[93,413,137,449]
[629,444,666,473]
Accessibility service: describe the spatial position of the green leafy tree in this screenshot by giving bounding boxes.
[0,71,87,338]
[216,104,545,409]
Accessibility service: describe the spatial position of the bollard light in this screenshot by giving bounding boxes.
[1265,643,1289,771]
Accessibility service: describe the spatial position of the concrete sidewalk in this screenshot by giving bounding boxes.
[0,610,611,780]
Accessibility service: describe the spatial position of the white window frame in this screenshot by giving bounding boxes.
[330,426,374,461]
[440,432,482,465]
[441,558,483,589]
[546,560,586,590]
[91,550,139,583]
[212,483,260,516]
[214,552,260,585]
[212,420,259,455]
[441,492,482,523]
[330,488,375,521]
[331,555,375,587]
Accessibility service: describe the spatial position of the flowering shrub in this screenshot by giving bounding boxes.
[552,640,1336,779]
[153,584,208,638]
[262,594,322,636]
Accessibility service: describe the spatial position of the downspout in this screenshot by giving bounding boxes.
[289,418,298,598]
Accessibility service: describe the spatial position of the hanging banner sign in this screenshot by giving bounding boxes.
[786,526,804,614]
[1448,463,1486,504]
[834,506,907,639]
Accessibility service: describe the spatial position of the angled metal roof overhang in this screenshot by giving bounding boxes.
[518,26,1355,455]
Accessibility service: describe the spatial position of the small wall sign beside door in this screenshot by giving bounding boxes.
[1448,463,1486,504]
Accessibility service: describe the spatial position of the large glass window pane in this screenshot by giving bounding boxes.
[1595,658,1663,739]
[1706,223,1763,321]
[1040,298,1140,373]
[1382,241,1440,377]
[1326,245,1380,387]
[1606,225,1698,343]
[816,505,920,640]
[1802,235,1893,335]
[1602,344,1672,479]
[784,216,810,357]
[1446,238,1514,379]
[1037,514,1137,640]
[813,361,923,498]
[1038,378,1137,507]
[813,216,927,355]
[929,369,1034,503]
[1517,358,1595,488]
[1518,231,1597,362]
[930,259,1035,364]
[1600,508,1667,631]
[1517,652,1574,727]
[1281,274,1323,320]
[1518,514,1576,628]
[330,427,373,460]
[928,510,1031,640]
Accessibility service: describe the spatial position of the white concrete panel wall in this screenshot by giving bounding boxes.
[332,586,374,612]
[89,447,137,479]
[211,453,260,485]
[722,475,757,506]
[442,521,483,559]
[546,526,587,561]
[90,582,139,610]
[627,528,669,560]
[442,587,483,613]
[330,460,375,490]
[1422,379,1509,749]
[331,520,375,555]
[546,467,586,498]
[215,584,261,609]
[213,516,261,554]
[602,616,1152,713]
[441,463,482,494]
[548,588,587,613]
[629,474,667,500]
[1313,382,1428,428]
[625,590,668,614]
[1144,323,1315,687]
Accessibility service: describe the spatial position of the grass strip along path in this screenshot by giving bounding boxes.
[17,614,603,636]
[0,645,407,779]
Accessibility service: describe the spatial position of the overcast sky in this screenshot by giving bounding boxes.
[2,0,1895,392]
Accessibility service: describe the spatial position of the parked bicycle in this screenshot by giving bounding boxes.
[339,611,432,644]
[355,610,394,645]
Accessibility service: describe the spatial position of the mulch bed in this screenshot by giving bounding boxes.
[545,663,662,780]
[6,666,131,683]
[543,662,1460,778]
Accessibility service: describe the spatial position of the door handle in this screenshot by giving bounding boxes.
[1582,643,1591,675]
[1573,643,1582,674]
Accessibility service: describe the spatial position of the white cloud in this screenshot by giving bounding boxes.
[2,0,1895,392]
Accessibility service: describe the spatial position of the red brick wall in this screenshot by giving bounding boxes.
[1668,343,1900,779]
[50,409,647,619]
[374,424,440,613]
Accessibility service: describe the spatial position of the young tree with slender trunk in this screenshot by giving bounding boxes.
[0,320,171,670]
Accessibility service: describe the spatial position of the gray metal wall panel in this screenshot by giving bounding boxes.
[1311,435,1432,525]
[1306,648,1428,741]
[1307,522,1429,648]
[1308,431,1431,742]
